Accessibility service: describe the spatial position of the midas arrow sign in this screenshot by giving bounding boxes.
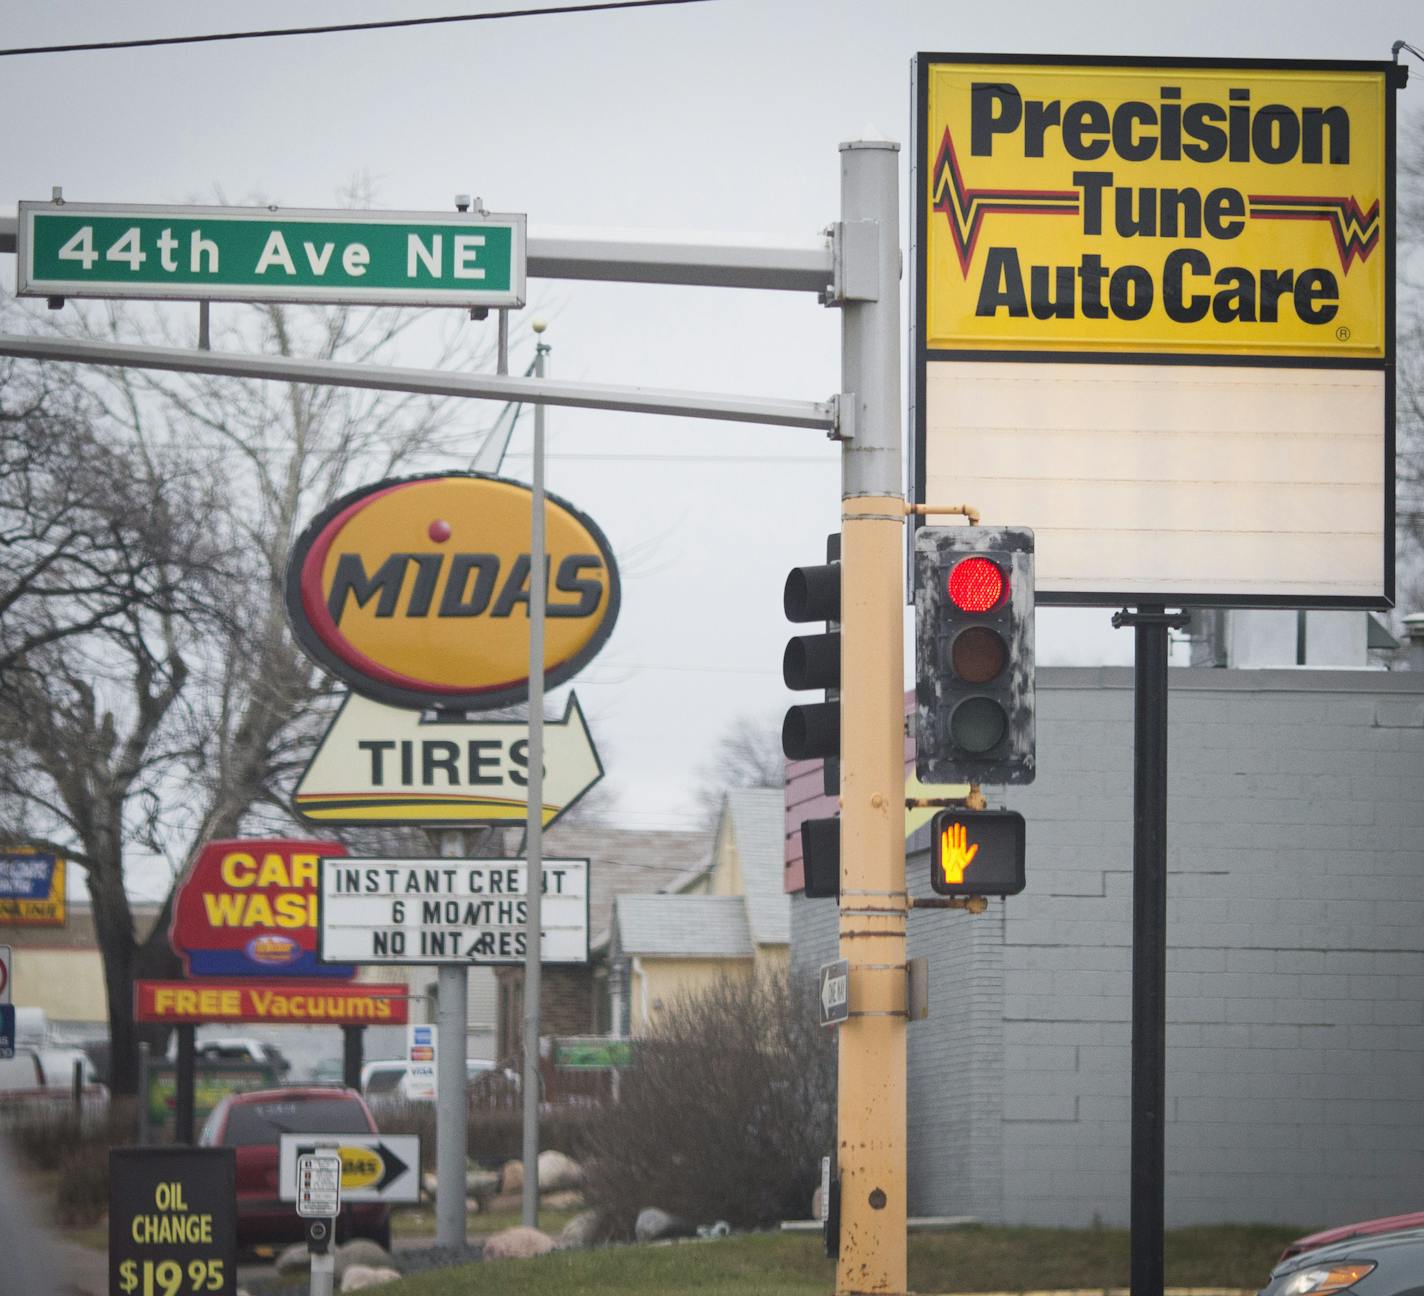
[292,690,602,828]
[280,1133,420,1203]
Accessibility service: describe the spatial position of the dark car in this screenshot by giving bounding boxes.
[1260,1225,1424,1296]
[1281,1212,1424,1263]
[198,1086,391,1249]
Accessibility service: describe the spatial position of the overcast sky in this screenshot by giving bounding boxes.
[2,0,1420,854]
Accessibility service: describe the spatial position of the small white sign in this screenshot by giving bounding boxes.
[296,1151,342,1218]
[819,959,849,1028]
[0,945,10,1005]
[318,857,590,965]
[406,1024,437,1101]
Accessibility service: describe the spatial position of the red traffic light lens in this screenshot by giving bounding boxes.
[947,557,1006,613]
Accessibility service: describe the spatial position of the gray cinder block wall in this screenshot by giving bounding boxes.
[790,666,1424,1230]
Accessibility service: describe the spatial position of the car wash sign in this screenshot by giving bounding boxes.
[135,980,408,1025]
[285,473,620,712]
[171,839,353,978]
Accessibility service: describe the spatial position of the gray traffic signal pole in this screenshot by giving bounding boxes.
[521,330,550,1230]
[435,830,468,1249]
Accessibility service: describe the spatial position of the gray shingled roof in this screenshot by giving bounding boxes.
[529,822,712,948]
[613,894,754,958]
[723,788,790,944]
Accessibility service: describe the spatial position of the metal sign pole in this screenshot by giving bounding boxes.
[521,326,550,1229]
[435,830,468,1248]
[1112,605,1186,1296]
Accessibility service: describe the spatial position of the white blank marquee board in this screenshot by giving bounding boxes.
[922,361,1386,606]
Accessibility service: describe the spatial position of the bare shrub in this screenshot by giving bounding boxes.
[580,970,834,1236]
[7,1096,139,1167]
[373,1096,596,1169]
[54,1143,109,1225]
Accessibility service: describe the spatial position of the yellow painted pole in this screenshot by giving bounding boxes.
[835,137,905,1296]
[836,496,906,1295]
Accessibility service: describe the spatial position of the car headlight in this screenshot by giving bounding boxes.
[1280,1263,1377,1295]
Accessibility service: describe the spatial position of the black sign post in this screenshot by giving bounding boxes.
[110,1147,236,1296]
[1113,606,1188,1296]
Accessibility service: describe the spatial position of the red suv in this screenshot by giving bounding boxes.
[198,1086,392,1249]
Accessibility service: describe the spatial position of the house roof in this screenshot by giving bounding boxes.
[723,788,789,944]
[532,823,711,948]
[612,894,753,958]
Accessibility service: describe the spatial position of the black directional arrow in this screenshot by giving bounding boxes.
[374,1141,409,1193]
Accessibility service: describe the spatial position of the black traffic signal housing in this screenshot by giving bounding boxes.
[800,817,840,899]
[929,809,1026,896]
[783,535,840,793]
[914,526,1035,785]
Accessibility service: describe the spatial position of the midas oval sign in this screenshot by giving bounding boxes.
[286,473,619,710]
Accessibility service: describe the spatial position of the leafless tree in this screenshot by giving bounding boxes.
[0,354,205,680]
[692,711,785,825]
[1394,111,1424,615]
[0,293,491,1093]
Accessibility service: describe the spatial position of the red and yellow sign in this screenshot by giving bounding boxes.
[921,57,1391,360]
[135,979,408,1025]
[285,473,620,711]
[171,838,351,978]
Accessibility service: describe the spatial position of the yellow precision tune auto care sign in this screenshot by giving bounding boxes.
[922,60,1388,358]
[286,474,619,710]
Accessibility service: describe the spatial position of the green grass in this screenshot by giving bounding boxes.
[378,1223,1301,1295]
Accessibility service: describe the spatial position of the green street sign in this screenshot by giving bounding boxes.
[17,201,526,308]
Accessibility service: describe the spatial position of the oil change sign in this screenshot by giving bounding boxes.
[110,1147,236,1296]
[286,473,620,711]
[919,57,1393,359]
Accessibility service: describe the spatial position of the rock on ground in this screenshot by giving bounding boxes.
[481,1225,556,1260]
[536,1149,583,1191]
[557,1209,606,1250]
[467,1167,500,1198]
[340,1264,402,1291]
[635,1207,694,1243]
[541,1189,584,1210]
[274,1243,309,1276]
[335,1238,398,1278]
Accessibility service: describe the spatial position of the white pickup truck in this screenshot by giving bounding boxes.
[0,1046,108,1128]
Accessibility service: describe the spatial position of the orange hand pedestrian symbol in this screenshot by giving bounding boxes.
[940,821,979,886]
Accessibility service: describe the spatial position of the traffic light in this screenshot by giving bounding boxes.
[929,809,1026,896]
[914,526,1035,785]
[783,536,840,778]
[800,817,840,899]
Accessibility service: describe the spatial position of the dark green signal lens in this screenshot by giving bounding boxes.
[949,696,1007,754]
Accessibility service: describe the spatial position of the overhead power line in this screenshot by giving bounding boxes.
[0,0,715,58]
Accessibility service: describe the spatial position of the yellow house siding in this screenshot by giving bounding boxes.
[752,944,789,978]
[628,956,753,1035]
[707,810,743,897]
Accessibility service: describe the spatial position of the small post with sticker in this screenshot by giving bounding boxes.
[297,1149,343,1296]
